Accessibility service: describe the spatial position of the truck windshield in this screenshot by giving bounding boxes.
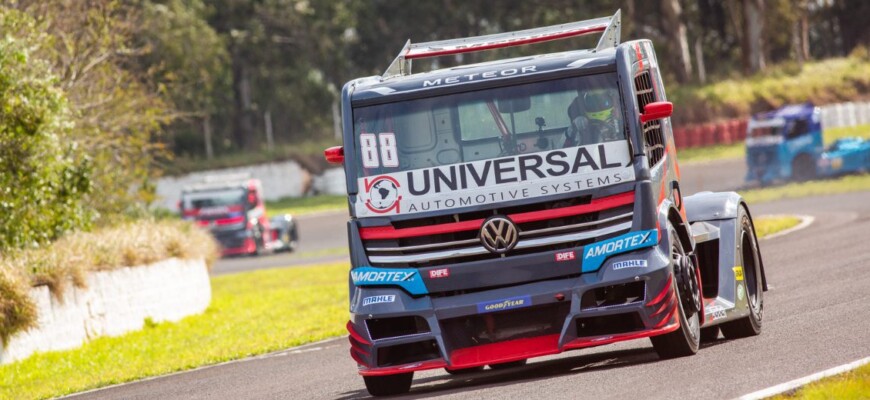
[352,73,624,178]
[183,189,246,212]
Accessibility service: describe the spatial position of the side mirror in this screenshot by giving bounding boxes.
[324,146,344,164]
[640,101,673,123]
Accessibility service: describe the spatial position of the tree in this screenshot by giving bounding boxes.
[741,0,766,73]
[660,0,692,83]
[0,8,92,249]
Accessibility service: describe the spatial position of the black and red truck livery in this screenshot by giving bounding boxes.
[325,10,766,396]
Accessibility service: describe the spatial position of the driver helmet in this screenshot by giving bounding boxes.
[583,90,613,121]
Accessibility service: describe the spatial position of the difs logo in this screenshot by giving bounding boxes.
[363,175,401,214]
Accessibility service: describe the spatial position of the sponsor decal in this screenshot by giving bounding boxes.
[555,251,576,262]
[733,266,744,281]
[362,295,396,306]
[737,284,746,301]
[581,230,658,273]
[422,66,538,87]
[612,259,648,270]
[428,268,450,279]
[362,175,401,214]
[355,141,635,217]
[706,305,727,321]
[350,266,428,295]
[477,295,532,314]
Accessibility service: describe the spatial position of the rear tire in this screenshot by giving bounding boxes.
[488,359,527,370]
[651,228,701,359]
[363,373,413,397]
[721,207,764,339]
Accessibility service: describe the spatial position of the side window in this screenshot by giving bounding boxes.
[635,71,665,166]
[787,118,809,139]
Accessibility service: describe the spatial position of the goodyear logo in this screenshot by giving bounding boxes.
[477,295,532,314]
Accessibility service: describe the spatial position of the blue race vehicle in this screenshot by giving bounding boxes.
[745,103,823,185]
[817,137,870,177]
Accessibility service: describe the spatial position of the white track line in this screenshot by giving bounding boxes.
[736,356,870,400]
[759,214,814,240]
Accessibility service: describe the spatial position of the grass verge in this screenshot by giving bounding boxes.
[740,174,870,204]
[753,216,801,238]
[771,362,870,400]
[0,215,802,399]
[679,124,870,164]
[0,262,349,400]
[266,194,347,217]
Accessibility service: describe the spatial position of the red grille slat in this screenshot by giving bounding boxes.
[359,191,635,240]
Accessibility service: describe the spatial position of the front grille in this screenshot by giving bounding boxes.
[363,194,634,267]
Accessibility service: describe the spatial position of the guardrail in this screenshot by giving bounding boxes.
[673,101,870,148]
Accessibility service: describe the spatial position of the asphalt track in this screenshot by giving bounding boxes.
[71,158,870,400]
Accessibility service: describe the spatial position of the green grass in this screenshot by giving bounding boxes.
[740,174,870,204]
[0,262,349,400]
[753,216,801,238]
[266,195,347,217]
[771,362,870,400]
[678,142,745,164]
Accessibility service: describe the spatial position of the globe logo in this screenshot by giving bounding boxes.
[366,177,400,213]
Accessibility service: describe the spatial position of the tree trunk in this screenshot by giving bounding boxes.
[741,0,766,74]
[232,59,255,149]
[203,115,214,160]
[660,0,692,83]
[694,37,707,84]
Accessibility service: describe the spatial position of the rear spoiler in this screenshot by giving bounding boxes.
[383,9,621,78]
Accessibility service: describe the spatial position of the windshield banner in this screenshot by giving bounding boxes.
[355,140,635,217]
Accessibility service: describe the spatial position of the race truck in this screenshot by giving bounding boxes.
[745,103,824,185]
[179,176,298,257]
[326,10,766,396]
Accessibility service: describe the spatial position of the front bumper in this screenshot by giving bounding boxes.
[347,247,679,376]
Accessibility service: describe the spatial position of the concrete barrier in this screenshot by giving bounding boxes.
[0,258,211,365]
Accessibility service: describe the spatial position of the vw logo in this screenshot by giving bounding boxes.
[480,216,519,254]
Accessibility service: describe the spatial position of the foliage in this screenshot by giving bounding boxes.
[0,262,348,399]
[0,7,92,250]
[670,53,870,124]
[0,219,219,344]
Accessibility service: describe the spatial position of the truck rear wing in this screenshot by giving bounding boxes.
[383,10,622,78]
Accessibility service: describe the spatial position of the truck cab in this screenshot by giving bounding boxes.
[180,176,271,257]
[327,11,766,396]
[745,103,823,184]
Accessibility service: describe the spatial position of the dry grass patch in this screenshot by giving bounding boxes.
[0,219,219,344]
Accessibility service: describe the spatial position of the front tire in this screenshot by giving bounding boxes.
[721,207,764,339]
[363,373,413,397]
[651,229,701,359]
